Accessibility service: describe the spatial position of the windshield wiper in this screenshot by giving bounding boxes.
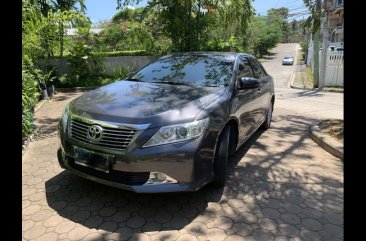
[150,81,194,86]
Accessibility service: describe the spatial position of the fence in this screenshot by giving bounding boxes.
[307,48,343,87]
[323,50,344,86]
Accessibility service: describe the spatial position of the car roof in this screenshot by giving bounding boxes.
[165,51,256,59]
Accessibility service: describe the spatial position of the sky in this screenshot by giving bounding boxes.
[85,0,310,26]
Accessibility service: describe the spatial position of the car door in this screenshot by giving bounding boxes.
[248,57,272,124]
[230,56,262,146]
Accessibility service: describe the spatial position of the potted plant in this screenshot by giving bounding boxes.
[35,68,56,100]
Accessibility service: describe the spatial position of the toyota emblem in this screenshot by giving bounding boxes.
[87,125,103,141]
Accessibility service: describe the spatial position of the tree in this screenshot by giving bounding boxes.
[302,0,322,87]
[112,7,145,23]
[116,0,254,51]
[47,0,88,56]
[245,16,282,57]
[267,7,290,42]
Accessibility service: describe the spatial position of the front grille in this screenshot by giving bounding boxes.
[68,158,149,185]
[70,119,137,151]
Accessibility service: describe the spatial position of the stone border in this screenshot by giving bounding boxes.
[23,99,50,156]
[22,127,39,156]
[309,120,343,161]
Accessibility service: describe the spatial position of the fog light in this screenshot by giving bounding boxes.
[145,172,178,185]
[156,173,166,181]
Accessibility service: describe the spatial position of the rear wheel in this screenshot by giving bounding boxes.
[212,126,230,186]
[262,102,273,130]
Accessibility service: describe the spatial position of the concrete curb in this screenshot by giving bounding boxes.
[309,120,343,161]
[289,71,343,93]
[288,72,295,88]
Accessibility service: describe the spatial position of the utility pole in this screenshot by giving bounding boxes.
[313,0,321,88]
[313,32,319,87]
[319,1,329,89]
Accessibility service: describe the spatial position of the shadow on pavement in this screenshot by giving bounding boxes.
[262,52,278,60]
[289,89,324,98]
[44,113,343,240]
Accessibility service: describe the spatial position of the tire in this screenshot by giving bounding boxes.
[212,126,230,186]
[262,102,273,130]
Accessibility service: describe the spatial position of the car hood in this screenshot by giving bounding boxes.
[69,80,226,128]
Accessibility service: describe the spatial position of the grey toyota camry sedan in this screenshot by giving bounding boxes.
[57,52,275,193]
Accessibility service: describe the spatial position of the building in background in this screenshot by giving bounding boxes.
[305,0,343,87]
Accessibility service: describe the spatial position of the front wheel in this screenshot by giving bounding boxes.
[262,102,273,130]
[212,126,230,186]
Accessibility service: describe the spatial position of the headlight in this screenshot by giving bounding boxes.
[61,105,69,132]
[143,118,209,147]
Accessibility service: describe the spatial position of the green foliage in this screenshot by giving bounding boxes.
[22,0,89,142]
[117,0,254,52]
[300,39,309,52]
[245,16,282,57]
[98,21,155,53]
[112,7,145,23]
[55,74,116,87]
[67,42,104,80]
[112,66,133,80]
[99,50,147,57]
[302,0,321,34]
[22,65,40,141]
[267,7,290,42]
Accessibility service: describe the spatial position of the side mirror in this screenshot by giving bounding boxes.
[239,77,260,89]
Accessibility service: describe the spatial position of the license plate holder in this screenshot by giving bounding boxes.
[74,147,112,173]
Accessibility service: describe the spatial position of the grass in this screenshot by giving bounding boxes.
[318,119,343,142]
[323,86,344,92]
[304,67,315,88]
[54,74,118,88]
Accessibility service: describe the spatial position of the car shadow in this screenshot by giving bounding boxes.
[43,112,343,240]
[44,127,267,239]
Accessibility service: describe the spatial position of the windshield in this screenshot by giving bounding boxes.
[130,54,235,87]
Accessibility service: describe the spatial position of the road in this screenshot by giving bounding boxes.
[260,43,343,120]
[23,45,343,241]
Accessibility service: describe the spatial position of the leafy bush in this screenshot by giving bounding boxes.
[98,21,155,53]
[99,50,147,57]
[112,66,133,80]
[22,68,40,142]
[300,39,309,51]
[68,42,104,81]
[55,74,116,88]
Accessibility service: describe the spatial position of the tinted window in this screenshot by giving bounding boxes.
[131,55,235,87]
[249,58,265,79]
[237,57,254,78]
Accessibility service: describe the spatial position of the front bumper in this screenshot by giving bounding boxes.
[58,123,218,193]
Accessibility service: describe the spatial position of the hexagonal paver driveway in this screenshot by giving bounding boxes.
[23,91,343,241]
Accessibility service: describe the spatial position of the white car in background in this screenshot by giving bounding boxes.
[282,56,294,65]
